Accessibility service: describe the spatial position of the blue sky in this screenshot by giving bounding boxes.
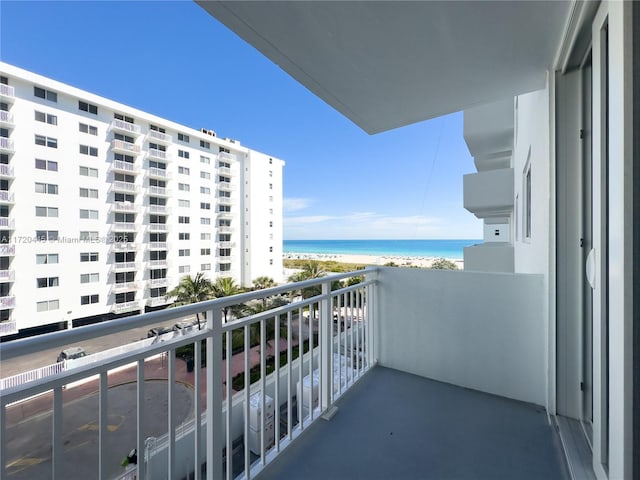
[1,1,481,240]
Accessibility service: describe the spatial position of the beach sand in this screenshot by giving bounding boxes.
[283,252,464,270]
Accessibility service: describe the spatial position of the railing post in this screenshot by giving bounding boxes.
[365,269,377,366]
[320,280,332,412]
[206,306,223,480]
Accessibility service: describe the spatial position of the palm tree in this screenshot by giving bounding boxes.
[287,261,326,299]
[252,276,276,309]
[166,272,213,330]
[211,276,245,322]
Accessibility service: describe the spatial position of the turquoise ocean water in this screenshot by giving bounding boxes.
[283,239,480,260]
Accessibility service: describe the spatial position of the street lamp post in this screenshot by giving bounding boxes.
[66,310,73,330]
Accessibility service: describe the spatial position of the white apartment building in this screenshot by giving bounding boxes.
[0,62,284,338]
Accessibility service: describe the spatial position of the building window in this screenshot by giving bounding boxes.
[149,124,165,133]
[35,182,58,194]
[200,140,210,149]
[178,265,190,274]
[201,263,211,271]
[35,135,57,148]
[269,246,273,253]
[115,272,135,284]
[200,155,210,164]
[269,158,273,164]
[269,259,273,265]
[269,183,273,190]
[115,292,136,304]
[178,249,190,257]
[36,253,59,264]
[179,232,190,240]
[200,171,210,180]
[178,216,190,224]
[201,248,211,256]
[200,217,210,225]
[35,159,58,171]
[178,183,190,192]
[150,287,166,298]
[37,276,59,288]
[36,299,59,312]
[79,209,99,220]
[34,86,57,102]
[178,133,189,143]
[79,123,98,135]
[35,111,57,125]
[269,170,273,177]
[219,263,231,272]
[81,294,99,305]
[35,206,58,218]
[114,113,134,123]
[524,161,532,240]
[79,188,99,198]
[200,202,210,210]
[200,187,210,195]
[79,166,99,177]
[79,231,99,241]
[80,145,98,156]
[201,233,211,241]
[80,252,99,262]
[178,199,190,208]
[79,100,98,115]
[178,150,190,159]
[36,230,58,241]
[219,248,231,257]
[269,221,273,227]
[178,166,190,175]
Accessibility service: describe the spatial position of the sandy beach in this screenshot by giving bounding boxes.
[284,252,464,270]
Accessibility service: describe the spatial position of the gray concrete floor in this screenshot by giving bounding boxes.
[257,366,570,480]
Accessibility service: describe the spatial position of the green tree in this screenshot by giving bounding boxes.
[211,276,245,322]
[430,258,458,270]
[288,261,327,299]
[252,276,276,309]
[166,272,213,330]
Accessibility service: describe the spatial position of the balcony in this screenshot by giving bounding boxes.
[110,119,142,136]
[111,139,141,155]
[112,262,138,272]
[149,259,168,268]
[110,202,137,213]
[218,151,236,162]
[112,300,140,314]
[217,181,235,191]
[217,241,235,249]
[0,138,14,154]
[113,222,137,232]
[0,164,14,178]
[147,130,173,144]
[148,241,167,250]
[217,226,233,234]
[111,160,138,174]
[112,281,139,293]
[0,84,15,101]
[0,244,15,255]
[0,269,566,480]
[147,148,169,161]
[0,270,14,282]
[0,295,15,309]
[110,242,137,252]
[111,181,139,194]
[147,185,169,197]
[147,296,170,307]
[217,196,234,206]
[217,212,233,220]
[218,166,233,176]
[0,110,14,127]
[0,191,14,205]
[147,204,169,215]
[149,277,169,287]
[0,320,16,336]
[0,218,15,229]
[149,223,168,232]
[147,167,170,179]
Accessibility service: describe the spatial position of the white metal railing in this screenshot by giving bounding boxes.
[0,191,14,203]
[113,222,137,232]
[0,164,14,177]
[113,301,140,314]
[147,148,168,161]
[217,152,236,162]
[148,185,168,196]
[217,226,233,234]
[111,139,141,154]
[112,281,139,293]
[0,217,14,228]
[149,223,168,231]
[217,197,233,205]
[112,160,137,172]
[147,167,170,179]
[148,241,167,250]
[112,181,137,193]
[148,204,169,215]
[0,320,16,336]
[147,130,172,144]
[217,167,233,176]
[217,182,235,191]
[111,202,136,212]
[0,295,16,308]
[111,119,141,135]
[0,269,14,281]
[0,111,14,125]
[0,84,15,98]
[217,241,235,249]
[113,262,137,271]
[0,138,14,152]
[111,242,137,251]
[149,278,169,287]
[0,270,376,480]
[149,259,168,268]
[147,296,169,307]
[0,244,15,255]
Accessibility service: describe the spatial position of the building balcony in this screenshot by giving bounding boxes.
[0,218,15,229]
[112,301,140,314]
[217,166,233,176]
[217,212,233,220]
[463,168,514,219]
[218,151,236,162]
[111,181,139,194]
[148,241,167,250]
[0,269,567,480]
[0,111,14,127]
[149,259,168,268]
[147,186,169,197]
[0,138,14,154]
[111,242,137,252]
[217,241,235,249]
[147,130,173,145]
[0,84,15,102]
[0,295,15,309]
[217,197,235,206]
[147,204,169,215]
[217,250,232,258]
[112,281,139,293]
[111,139,141,155]
[112,262,138,272]
[0,320,16,336]
[217,182,235,191]
[113,222,137,232]
[0,191,14,205]
[147,296,170,307]
[111,160,138,174]
[147,148,169,161]
[217,226,233,234]
[147,167,170,179]
[0,164,14,179]
[148,223,168,232]
[0,270,15,282]
[110,202,137,213]
[0,244,15,256]
[110,119,142,136]
[149,277,169,287]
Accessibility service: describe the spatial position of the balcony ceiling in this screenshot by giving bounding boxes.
[197,1,572,134]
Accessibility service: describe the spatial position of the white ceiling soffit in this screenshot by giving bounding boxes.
[198,1,572,134]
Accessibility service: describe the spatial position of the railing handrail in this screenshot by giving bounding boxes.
[0,268,377,361]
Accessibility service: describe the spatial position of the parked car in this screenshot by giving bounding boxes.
[147,326,173,338]
[57,346,87,363]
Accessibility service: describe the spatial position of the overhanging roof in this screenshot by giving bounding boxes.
[198,1,572,134]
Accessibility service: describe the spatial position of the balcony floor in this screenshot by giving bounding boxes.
[258,366,570,480]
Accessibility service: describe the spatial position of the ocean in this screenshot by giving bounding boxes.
[283,239,480,260]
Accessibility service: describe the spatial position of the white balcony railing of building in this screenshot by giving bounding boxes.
[147,130,173,144]
[0,138,14,153]
[0,191,14,204]
[112,181,138,193]
[0,218,15,229]
[0,111,14,125]
[147,167,170,179]
[149,259,168,268]
[217,151,236,162]
[112,282,139,293]
[148,186,169,196]
[147,148,168,161]
[217,197,233,205]
[112,262,137,271]
[148,204,169,215]
[147,296,170,307]
[217,167,233,176]
[111,242,137,252]
[0,244,16,255]
[148,241,168,250]
[0,84,15,99]
[149,223,168,232]
[112,301,140,314]
[0,271,373,480]
[0,295,16,309]
[111,139,141,155]
[110,119,142,135]
[149,277,169,287]
[0,270,15,282]
[217,226,233,234]
[111,202,137,213]
[111,160,137,173]
[0,320,17,336]
[217,182,235,191]
[113,222,137,232]
[217,241,235,249]
[0,164,13,177]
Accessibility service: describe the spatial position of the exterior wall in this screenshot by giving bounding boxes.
[0,62,284,334]
[376,267,547,407]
